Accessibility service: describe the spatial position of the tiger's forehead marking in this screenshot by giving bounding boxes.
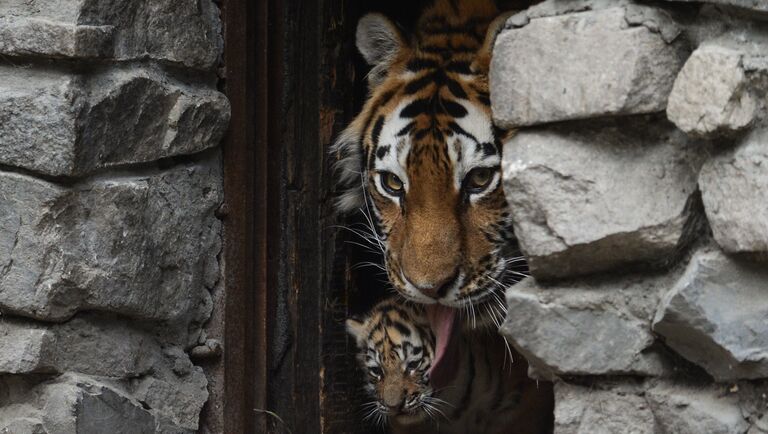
[369,90,499,191]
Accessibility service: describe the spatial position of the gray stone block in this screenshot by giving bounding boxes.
[132,367,209,431]
[667,44,756,137]
[647,382,749,434]
[501,274,674,380]
[662,0,768,12]
[555,381,656,434]
[0,374,156,434]
[501,120,705,280]
[0,0,222,69]
[41,375,156,434]
[0,156,222,323]
[700,129,768,254]
[653,248,768,381]
[556,380,753,434]
[491,6,686,128]
[0,410,46,434]
[0,316,156,377]
[0,18,114,59]
[0,66,230,177]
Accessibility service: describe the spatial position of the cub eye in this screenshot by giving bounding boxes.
[380,172,404,196]
[369,366,383,379]
[464,167,496,193]
[406,360,420,372]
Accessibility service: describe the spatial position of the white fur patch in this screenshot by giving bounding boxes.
[331,125,365,212]
[371,99,414,202]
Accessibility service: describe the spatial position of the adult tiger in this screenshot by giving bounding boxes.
[334,1,554,431]
[334,0,522,325]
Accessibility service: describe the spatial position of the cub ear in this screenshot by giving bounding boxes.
[356,13,406,88]
[472,11,516,74]
[346,317,367,347]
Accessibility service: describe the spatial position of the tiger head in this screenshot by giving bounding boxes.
[334,1,519,315]
[346,299,439,426]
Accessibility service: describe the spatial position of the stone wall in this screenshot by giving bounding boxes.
[492,1,768,432]
[0,1,229,432]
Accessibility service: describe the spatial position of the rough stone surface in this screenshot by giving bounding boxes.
[653,248,768,381]
[0,363,206,433]
[487,1,768,432]
[0,0,223,69]
[0,18,114,59]
[667,44,756,136]
[663,0,768,12]
[0,66,230,177]
[555,380,755,434]
[0,316,156,377]
[0,0,224,430]
[0,156,222,323]
[647,382,750,434]
[700,129,768,254]
[502,274,674,380]
[131,357,210,431]
[555,381,656,434]
[0,374,157,434]
[491,6,686,128]
[502,119,706,280]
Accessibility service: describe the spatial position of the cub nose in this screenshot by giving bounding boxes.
[382,390,404,412]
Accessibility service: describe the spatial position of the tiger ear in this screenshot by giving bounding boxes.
[346,317,367,347]
[356,13,406,88]
[472,11,516,74]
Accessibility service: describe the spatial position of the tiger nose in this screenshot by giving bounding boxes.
[418,269,459,299]
[382,391,404,411]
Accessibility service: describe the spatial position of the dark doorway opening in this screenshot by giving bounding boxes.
[219,1,544,433]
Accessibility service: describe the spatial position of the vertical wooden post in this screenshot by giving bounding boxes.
[221,0,262,432]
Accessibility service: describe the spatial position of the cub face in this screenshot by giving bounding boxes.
[346,300,443,426]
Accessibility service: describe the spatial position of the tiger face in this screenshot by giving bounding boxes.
[346,300,439,426]
[334,1,518,313]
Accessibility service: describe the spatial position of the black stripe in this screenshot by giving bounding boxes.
[404,74,435,95]
[376,145,390,159]
[371,116,385,145]
[413,128,430,141]
[393,321,411,337]
[366,146,375,170]
[400,98,430,118]
[357,89,396,145]
[446,78,468,99]
[407,58,440,71]
[442,99,468,117]
[478,142,497,156]
[448,121,477,143]
[396,121,415,137]
[419,45,451,56]
[446,61,472,74]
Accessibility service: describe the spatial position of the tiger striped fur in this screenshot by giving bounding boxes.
[333,0,521,313]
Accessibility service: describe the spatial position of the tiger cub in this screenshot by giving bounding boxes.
[347,298,553,434]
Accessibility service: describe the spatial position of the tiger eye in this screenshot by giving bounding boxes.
[380,172,404,195]
[466,167,494,191]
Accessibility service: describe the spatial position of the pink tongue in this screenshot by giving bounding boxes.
[425,305,456,377]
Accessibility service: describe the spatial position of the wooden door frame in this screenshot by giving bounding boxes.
[220,0,363,432]
[220,0,265,432]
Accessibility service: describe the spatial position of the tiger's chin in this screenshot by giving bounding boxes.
[391,410,429,426]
